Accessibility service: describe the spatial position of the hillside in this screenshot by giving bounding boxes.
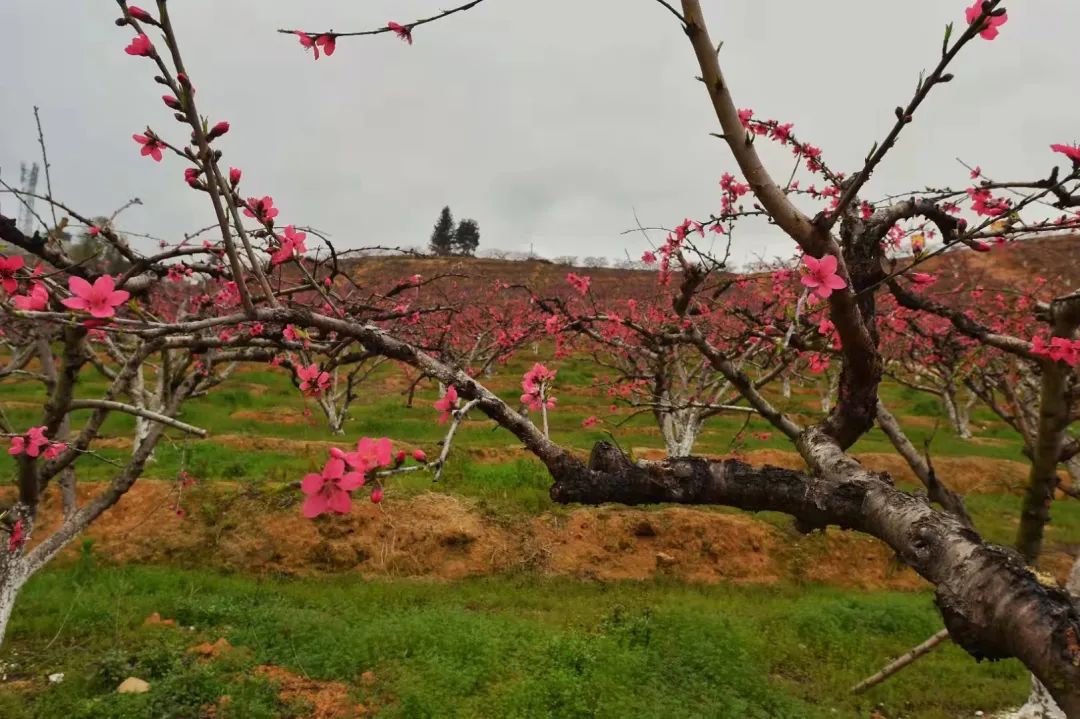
[340,231,1080,300]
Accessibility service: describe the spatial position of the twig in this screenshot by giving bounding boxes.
[851,628,950,693]
[33,107,58,228]
[650,0,686,25]
[434,399,481,481]
[276,0,491,39]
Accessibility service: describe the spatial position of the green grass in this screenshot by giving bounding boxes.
[2,563,1029,719]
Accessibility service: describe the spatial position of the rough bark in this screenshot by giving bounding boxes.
[1017,296,1080,563]
[0,559,28,647]
[1001,556,1080,719]
[548,440,1080,715]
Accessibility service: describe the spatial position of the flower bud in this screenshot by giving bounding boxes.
[206,121,230,141]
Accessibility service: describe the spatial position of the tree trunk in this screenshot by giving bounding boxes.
[1016,360,1073,563]
[1000,555,1080,719]
[942,387,973,440]
[0,559,28,647]
[130,366,156,461]
[545,439,1080,714]
[660,410,701,458]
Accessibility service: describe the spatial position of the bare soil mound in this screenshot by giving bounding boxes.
[17,480,934,590]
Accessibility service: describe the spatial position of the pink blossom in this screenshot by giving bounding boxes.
[162,95,182,110]
[271,225,308,265]
[370,487,384,504]
[1032,337,1080,367]
[522,363,556,395]
[61,275,130,318]
[348,437,394,473]
[911,272,937,285]
[88,225,101,236]
[43,442,66,460]
[412,449,427,463]
[968,187,1009,217]
[566,272,591,295]
[521,363,557,412]
[737,108,753,127]
[297,363,331,395]
[1051,144,1080,165]
[965,1,1008,41]
[133,133,165,162]
[13,283,48,311]
[8,519,24,553]
[800,255,847,299]
[184,167,201,187]
[295,32,321,59]
[0,255,24,293]
[387,21,413,44]
[243,196,279,222]
[770,122,794,144]
[641,251,656,264]
[124,33,154,56]
[8,426,49,458]
[434,385,459,424]
[301,457,366,518]
[807,353,830,374]
[582,416,598,428]
[970,166,982,179]
[316,34,336,56]
[229,167,242,185]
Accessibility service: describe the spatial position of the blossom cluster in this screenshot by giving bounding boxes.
[7,426,67,460]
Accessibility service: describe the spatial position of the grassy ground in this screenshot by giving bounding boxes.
[2,561,1028,719]
[0,352,1035,483]
[2,353,1076,717]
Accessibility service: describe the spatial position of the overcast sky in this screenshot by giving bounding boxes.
[1,1,1078,266]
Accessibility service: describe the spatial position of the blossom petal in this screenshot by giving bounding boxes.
[327,487,352,514]
[302,492,329,518]
[339,471,366,491]
[323,458,345,480]
[825,275,848,290]
[301,472,325,494]
[69,276,92,297]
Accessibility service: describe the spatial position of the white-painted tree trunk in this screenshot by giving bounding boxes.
[660,410,701,458]
[942,389,973,439]
[0,560,29,647]
[131,366,156,461]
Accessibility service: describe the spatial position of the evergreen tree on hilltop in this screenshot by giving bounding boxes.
[454,218,480,256]
[429,206,456,256]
